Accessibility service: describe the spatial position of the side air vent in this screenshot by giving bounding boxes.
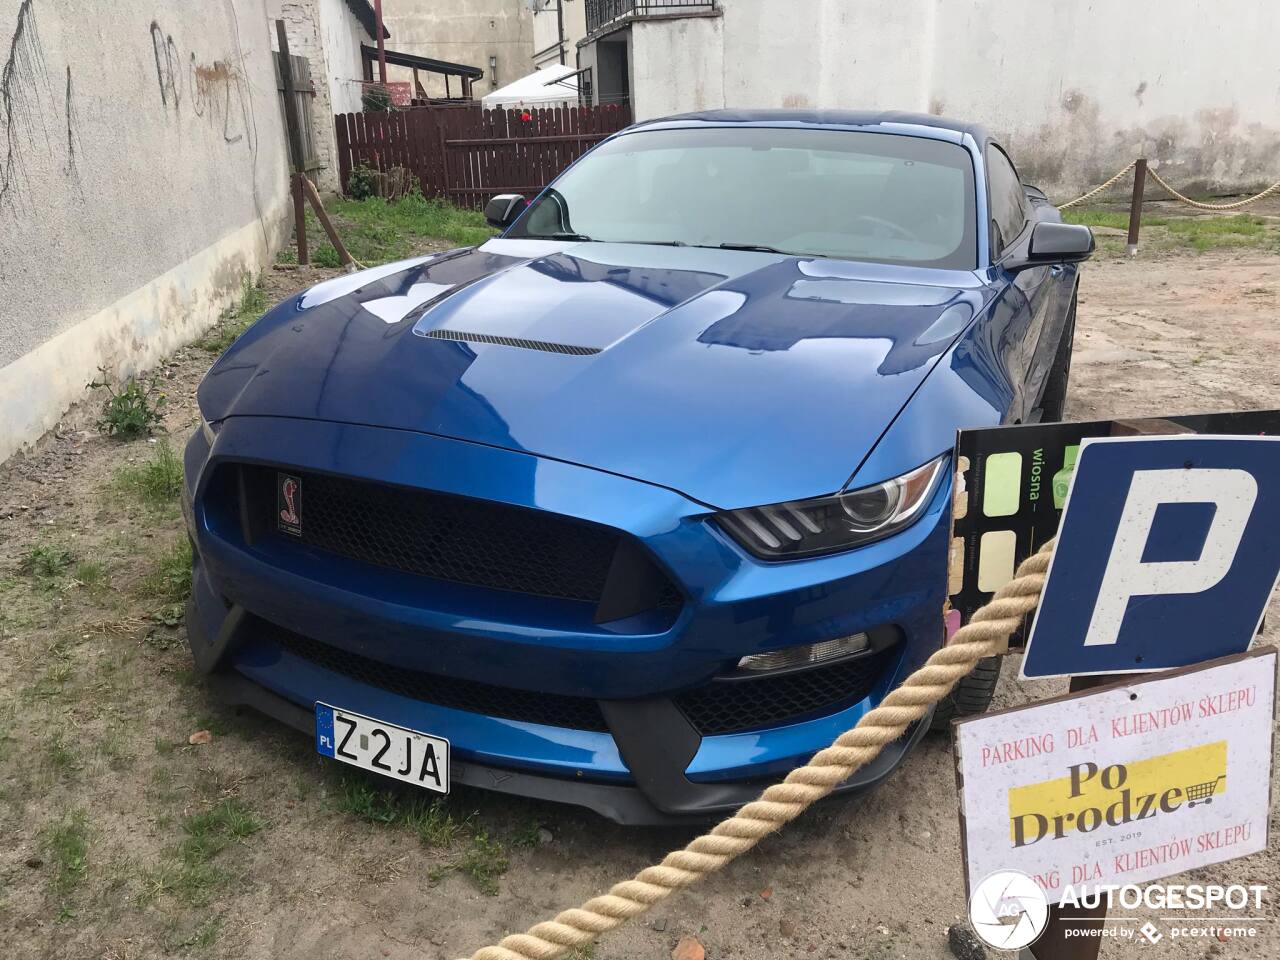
[419,329,600,356]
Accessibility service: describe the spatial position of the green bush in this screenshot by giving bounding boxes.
[347,164,378,201]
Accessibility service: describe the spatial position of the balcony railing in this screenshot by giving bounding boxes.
[585,0,717,36]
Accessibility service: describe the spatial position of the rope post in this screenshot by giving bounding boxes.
[1125,159,1147,257]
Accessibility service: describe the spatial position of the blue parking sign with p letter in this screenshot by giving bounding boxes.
[1021,435,1280,679]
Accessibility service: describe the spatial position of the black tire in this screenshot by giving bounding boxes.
[1037,290,1077,424]
[930,655,1002,732]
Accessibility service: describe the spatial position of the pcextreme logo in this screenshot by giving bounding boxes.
[1008,741,1227,854]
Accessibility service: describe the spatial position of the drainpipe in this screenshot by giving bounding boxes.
[373,0,388,85]
[556,0,566,65]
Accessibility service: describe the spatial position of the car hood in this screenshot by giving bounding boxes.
[200,239,991,510]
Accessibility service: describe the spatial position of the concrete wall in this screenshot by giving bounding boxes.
[318,0,368,113]
[267,0,371,192]
[532,0,586,69]
[382,0,533,97]
[622,0,1280,197]
[0,0,290,464]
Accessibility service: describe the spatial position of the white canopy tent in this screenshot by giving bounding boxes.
[481,64,580,110]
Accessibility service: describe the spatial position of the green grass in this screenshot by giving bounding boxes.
[198,275,269,354]
[72,561,107,589]
[1061,209,1169,230]
[142,799,262,907]
[46,808,90,898]
[114,442,184,506]
[328,191,494,265]
[312,243,342,268]
[1166,213,1268,250]
[139,539,192,611]
[333,773,469,845]
[1062,206,1276,255]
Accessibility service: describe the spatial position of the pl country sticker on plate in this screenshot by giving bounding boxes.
[953,647,1276,902]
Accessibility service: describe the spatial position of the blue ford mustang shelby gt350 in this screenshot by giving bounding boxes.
[184,110,1093,824]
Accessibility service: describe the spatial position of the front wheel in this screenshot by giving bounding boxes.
[929,655,1002,732]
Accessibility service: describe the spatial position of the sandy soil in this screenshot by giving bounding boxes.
[0,247,1277,960]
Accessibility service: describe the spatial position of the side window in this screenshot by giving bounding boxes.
[986,145,1029,257]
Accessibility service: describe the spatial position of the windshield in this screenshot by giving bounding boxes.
[508,127,977,269]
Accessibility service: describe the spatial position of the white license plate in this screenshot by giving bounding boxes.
[315,703,449,794]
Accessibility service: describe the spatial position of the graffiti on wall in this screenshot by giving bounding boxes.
[0,1,267,218]
[149,18,253,147]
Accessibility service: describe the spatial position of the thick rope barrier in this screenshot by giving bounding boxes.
[460,539,1057,960]
[1144,167,1280,211]
[1056,159,1280,212]
[1056,160,1138,210]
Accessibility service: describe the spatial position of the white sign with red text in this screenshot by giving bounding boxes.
[955,649,1276,901]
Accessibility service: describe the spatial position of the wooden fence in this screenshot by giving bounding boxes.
[274,51,320,174]
[334,103,633,207]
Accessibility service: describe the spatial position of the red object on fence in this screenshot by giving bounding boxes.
[334,103,633,207]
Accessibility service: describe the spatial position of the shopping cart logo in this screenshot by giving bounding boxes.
[1185,774,1225,808]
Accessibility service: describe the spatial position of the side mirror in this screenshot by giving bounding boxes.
[484,193,526,229]
[1005,222,1095,273]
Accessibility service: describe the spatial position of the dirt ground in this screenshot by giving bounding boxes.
[1,236,1278,960]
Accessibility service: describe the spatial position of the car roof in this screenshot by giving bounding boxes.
[630,109,989,146]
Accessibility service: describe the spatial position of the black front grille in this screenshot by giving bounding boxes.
[265,622,610,732]
[235,466,680,618]
[675,648,896,736]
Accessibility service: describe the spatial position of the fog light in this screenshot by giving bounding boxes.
[735,633,870,674]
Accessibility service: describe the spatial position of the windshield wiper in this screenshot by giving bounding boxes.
[610,239,688,247]
[715,242,791,254]
[524,232,594,242]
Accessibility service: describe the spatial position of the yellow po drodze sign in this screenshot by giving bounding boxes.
[955,649,1275,902]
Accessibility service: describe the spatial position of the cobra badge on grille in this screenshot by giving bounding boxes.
[277,473,302,536]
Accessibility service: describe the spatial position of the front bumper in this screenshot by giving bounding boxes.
[184,416,949,824]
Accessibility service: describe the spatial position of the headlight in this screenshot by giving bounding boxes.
[715,455,948,559]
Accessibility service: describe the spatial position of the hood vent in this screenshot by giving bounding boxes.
[419,329,600,356]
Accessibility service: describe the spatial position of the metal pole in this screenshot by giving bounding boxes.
[557,0,566,65]
[1126,158,1147,257]
[373,0,388,85]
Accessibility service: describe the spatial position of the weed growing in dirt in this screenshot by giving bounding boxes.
[457,831,509,896]
[275,246,298,265]
[19,543,72,580]
[509,817,543,849]
[333,772,471,846]
[114,442,183,506]
[92,370,167,439]
[45,808,89,899]
[198,275,269,354]
[141,539,191,604]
